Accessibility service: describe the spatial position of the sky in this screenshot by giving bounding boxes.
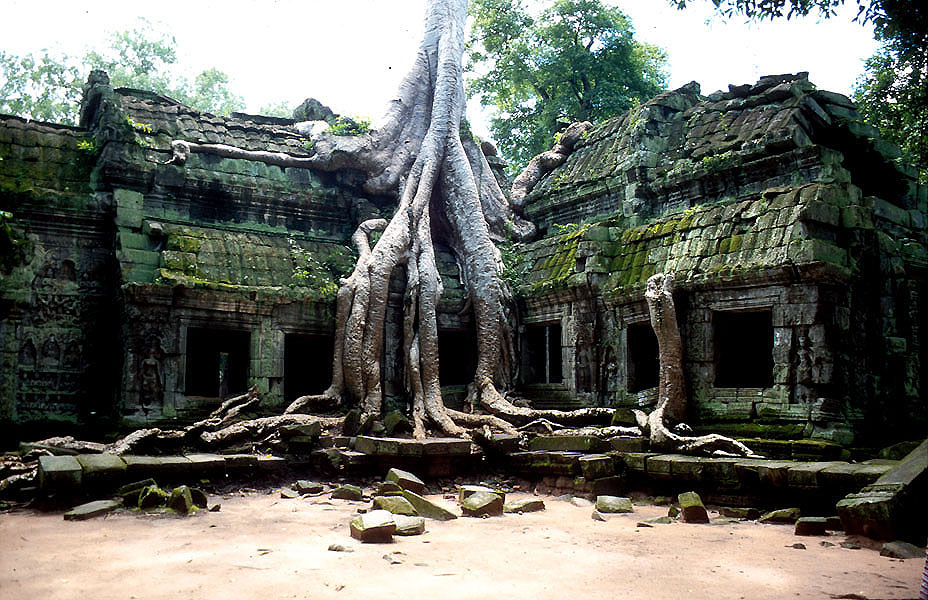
[5,0,879,140]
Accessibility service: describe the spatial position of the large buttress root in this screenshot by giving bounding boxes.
[637,273,757,457]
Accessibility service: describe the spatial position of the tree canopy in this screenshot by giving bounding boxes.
[467,0,668,170]
[0,19,245,125]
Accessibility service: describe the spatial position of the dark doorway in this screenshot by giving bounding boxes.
[285,333,334,403]
[525,323,563,384]
[714,310,774,387]
[438,329,478,386]
[185,327,250,398]
[627,321,659,392]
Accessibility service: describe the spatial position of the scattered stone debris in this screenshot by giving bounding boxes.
[280,488,300,499]
[794,517,828,536]
[667,505,681,518]
[677,492,709,524]
[461,490,504,517]
[646,516,675,525]
[385,468,426,495]
[331,484,364,501]
[569,497,593,508]
[759,507,801,524]
[879,541,924,559]
[293,480,324,495]
[393,515,427,536]
[592,510,609,522]
[594,496,634,514]
[503,498,545,514]
[820,541,836,547]
[328,543,354,552]
[840,541,862,550]
[372,495,418,516]
[636,521,653,528]
[349,509,396,543]
[63,499,122,521]
[401,490,458,521]
[789,543,807,550]
[719,507,760,520]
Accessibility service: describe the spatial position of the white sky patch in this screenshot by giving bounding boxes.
[5,0,878,141]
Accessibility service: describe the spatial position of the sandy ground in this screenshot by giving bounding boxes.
[0,488,923,600]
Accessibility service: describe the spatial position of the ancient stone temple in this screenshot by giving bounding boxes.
[1,71,925,447]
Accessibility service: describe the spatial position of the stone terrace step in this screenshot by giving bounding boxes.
[38,453,286,493]
[505,450,898,507]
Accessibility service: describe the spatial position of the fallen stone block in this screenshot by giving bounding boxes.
[504,498,545,513]
[385,468,426,494]
[719,507,760,520]
[64,499,122,521]
[378,481,404,495]
[592,510,609,522]
[759,507,801,524]
[38,455,82,490]
[837,438,927,543]
[570,497,593,508]
[595,495,634,514]
[794,517,828,536]
[169,485,196,514]
[331,484,364,501]
[350,510,396,542]
[372,495,418,516]
[401,490,458,520]
[138,484,169,509]
[280,488,300,499]
[678,491,709,523]
[393,514,427,536]
[825,516,843,531]
[461,491,504,517]
[879,540,924,559]
[458,485,505,505]
[293,480,324,495]
[118,478,157,501]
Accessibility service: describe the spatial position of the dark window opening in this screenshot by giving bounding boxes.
[525,323,562,384]
[185,327,250,398]
[438,329,477,386]
[285,333,334,403]
[714,310,773,387]
[627,321,659,393]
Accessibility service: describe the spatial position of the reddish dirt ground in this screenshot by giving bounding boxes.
[1,489,923,600]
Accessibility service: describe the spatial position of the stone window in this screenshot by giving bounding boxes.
[284,333,333,403]
[185,327,250,398]
[626,321,659,393]
[438,329,477,386]
[714,310,774,388]
[525,323,562,384]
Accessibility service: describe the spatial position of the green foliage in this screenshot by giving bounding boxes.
[666,0,870,21]
[498,239,529,290]
[288,239,356,299]
[700,150,737,173]
[467,0,668,171]
[1,18,245,125]
[853,4,927,184]
[0,211,30,273]
[76,138,96,154]
[0,50,81,123]
[258,101,295,119]
[329,115,372,136]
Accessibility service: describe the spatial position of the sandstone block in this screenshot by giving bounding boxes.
[349,510,396,543]
[677,491,709,523]
[384,468,426,494]
[595,496,634,514]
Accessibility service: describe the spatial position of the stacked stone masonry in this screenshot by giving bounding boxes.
[1,71,925,448]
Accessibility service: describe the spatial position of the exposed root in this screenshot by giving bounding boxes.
[510,120,593,211]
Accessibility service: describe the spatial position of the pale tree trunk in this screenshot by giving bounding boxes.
[636,274,757,456]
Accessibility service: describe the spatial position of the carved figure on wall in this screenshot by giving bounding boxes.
[139,348,164,408]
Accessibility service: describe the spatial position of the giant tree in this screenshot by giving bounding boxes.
[467,0,668,170]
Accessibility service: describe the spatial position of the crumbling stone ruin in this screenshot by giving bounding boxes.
[3,70,923,446]
[1,65,926,545]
